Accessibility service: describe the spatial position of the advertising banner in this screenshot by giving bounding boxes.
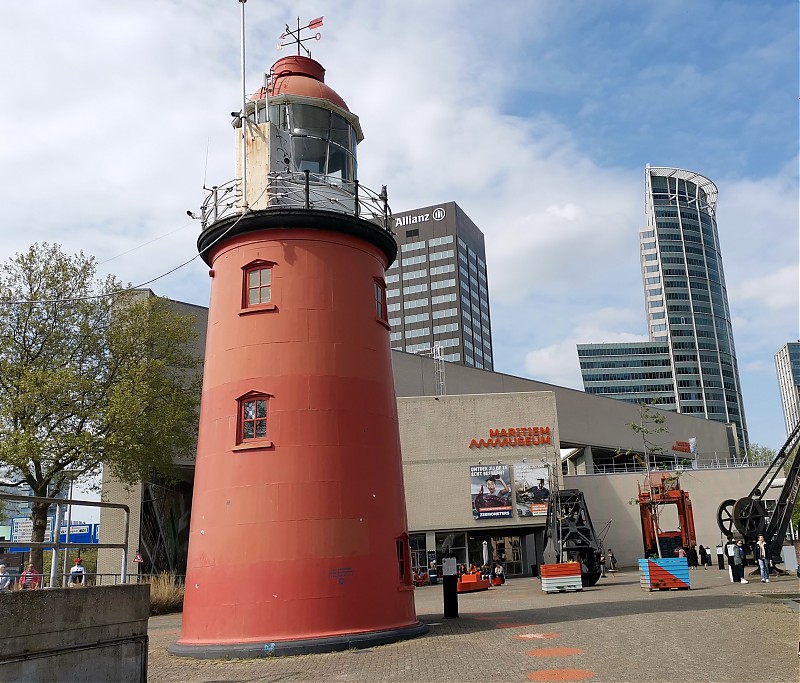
[513,464,551,517]
[470,464,512,519]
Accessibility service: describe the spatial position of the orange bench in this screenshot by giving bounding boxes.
[457,573,491,593]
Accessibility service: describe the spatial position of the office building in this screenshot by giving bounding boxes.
[386,201,494,370]
[578,341,674,406]
[578,166,748,449]
[775,342,800,435]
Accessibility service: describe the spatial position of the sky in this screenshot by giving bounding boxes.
[0,1,797,462]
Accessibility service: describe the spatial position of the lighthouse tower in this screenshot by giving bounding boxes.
[171,38,426,657]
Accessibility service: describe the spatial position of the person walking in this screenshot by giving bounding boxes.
[753,535,770,583]
[607,549,617,573]
[725,539,737,581]
[698,545,708,569]
[0,564,12,591]
[733,540,748,584]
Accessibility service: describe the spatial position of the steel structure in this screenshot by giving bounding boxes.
[717,421,800,563]
[637,473,697,559]
[544,489,603,587]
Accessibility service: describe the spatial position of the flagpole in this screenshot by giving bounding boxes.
[239,0,248,209]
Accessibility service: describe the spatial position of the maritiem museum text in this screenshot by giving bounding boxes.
[469,426,552,449]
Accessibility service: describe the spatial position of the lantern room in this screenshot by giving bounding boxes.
[234,55,364,212]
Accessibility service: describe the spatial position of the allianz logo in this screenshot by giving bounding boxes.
[394,207,446,227]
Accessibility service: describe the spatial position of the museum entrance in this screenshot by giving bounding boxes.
[467,533,523,576]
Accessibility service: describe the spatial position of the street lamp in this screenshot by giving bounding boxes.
[60,470,79,586]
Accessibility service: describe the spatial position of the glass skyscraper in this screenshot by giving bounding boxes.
[775,341,800,436]
[386,201,493,370]
[579,166,748,448]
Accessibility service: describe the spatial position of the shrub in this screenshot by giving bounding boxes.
[146,573,185,615]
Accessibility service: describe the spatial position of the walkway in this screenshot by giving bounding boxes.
[147,567,798,682]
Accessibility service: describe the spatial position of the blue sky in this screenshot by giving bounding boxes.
[0,1,797,452]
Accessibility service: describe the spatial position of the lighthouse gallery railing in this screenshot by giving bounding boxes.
[197,171,393,233]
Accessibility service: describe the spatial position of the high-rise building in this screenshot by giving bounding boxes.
[386,201,494,370]
[775,341,800,435]
[578,166,748,448]
[577,342,674,406]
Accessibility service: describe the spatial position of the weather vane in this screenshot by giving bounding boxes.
[277,16,323,56]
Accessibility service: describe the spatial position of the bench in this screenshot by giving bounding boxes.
[457,573,491,593]
[413,572,428,587]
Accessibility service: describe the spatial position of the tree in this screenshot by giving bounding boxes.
[0,243,201,573]
[622,400,670,558]
[741,442,776,467]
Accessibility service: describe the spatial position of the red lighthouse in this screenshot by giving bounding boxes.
[171,33,426,657]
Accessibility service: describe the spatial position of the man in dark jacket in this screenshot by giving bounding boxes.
[752,535,770,583]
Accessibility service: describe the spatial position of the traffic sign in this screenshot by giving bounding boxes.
[133,552,143,563]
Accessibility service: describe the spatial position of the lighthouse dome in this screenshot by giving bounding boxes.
[267,55,350,111]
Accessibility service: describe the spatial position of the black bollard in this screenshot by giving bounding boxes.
[441,555,459,619]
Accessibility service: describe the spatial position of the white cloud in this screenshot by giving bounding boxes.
[0,1,795,449]
[730,265,799,312]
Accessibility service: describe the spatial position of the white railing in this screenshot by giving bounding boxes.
[589,458,762,475]
[196,171,392,232]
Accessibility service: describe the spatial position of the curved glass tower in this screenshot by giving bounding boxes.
[642,166,748,446]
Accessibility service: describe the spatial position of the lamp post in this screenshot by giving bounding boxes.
[60,471,77,586]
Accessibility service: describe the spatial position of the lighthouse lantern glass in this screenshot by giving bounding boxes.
[268,102,358,182]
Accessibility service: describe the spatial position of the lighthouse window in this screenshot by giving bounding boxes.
[330,113,351,148]
[268,104,290,130]
[374,279,387,322]
[237,394,270,443]
[291,103,330,137]
[284,103,357,182]
[293,137,326,174]
[396,535,411,584]
[246,267,272,306]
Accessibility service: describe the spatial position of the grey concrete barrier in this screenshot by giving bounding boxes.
[0,583,149,682]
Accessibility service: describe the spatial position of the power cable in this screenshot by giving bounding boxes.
[0,183,269,306]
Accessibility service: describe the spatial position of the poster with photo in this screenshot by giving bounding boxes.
[470,464,513,519]
[514,464,550,517]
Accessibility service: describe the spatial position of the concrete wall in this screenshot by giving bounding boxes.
[400,392,560,533]
[392,350,734,460]
[565,466,769,568]
[0,584,149,682]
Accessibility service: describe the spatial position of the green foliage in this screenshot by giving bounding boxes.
[0,243,201,569]
[627,401,668,468]
[742,443,776,467]
[622,400,671,558]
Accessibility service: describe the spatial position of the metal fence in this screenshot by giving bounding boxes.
[196,171,392,231]
[2,571,186,590]
[590,458,763,475]
[0,492,130,586]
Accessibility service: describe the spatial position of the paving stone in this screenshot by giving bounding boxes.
[147,568,799,682]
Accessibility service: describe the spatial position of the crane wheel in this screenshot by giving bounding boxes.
[732,497,768,538]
